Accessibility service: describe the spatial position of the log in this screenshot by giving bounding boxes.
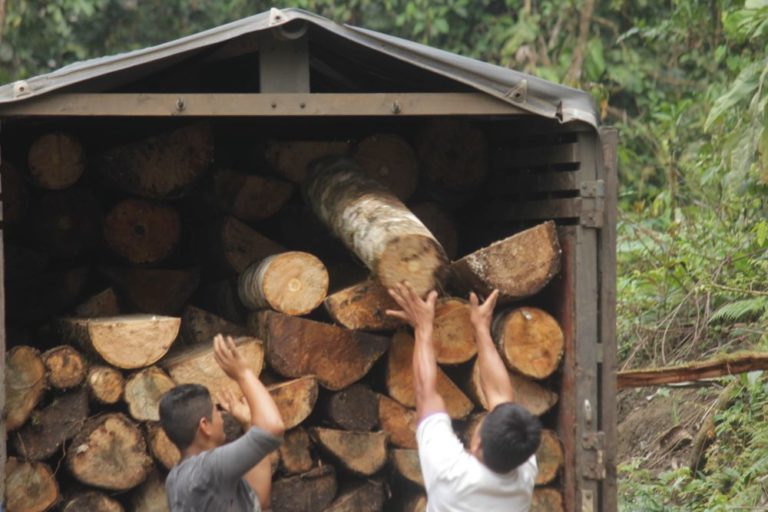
[378,395,418,449]
[59,314,180,370]
[417,119,489,200]
[1,160,29,225]
[323,279,404,331]
[386,330,473,419]
[27,132,85,190]
[13,388,89,461]
[67,413,153,491]
[535,430,563,485]
[196,279,246,324]
[132,470,169,512]
[531,488,564,512]
[492,307,564,379]
[162,336,264,399]
[253,310,389,390]
[213,168,294,221]
[304,157,448,298]
[146,422,181,470]
[264,139,350,183]
[352,133,419,201]
[5,457,60,512]
[75,288,120,317]
[271,465,338,512]
[450,221,561,303]
[28,188,101,258]
[238,252,329,315]
[6,345,47,431]
[87,365,125,404]
[324,480,386,512]
[181,305,247,346]
[311,428,389,476]
[410,202,458,260]
[466,359,558,416]
[103,198,181,265]
[279,428,314,475]
[433,297,476,364]
[325,383,380,431]
[42,345,87,389]
[269,376,319,430]
[212,216,285,274]
[7,266,88,325]
[403,494,427,512]
[63,491,125,512]
[124,366,177,421]
[96,123,213,199]
[392,448,424,487]
[101,267,200,315]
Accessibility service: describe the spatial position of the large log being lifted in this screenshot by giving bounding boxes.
[213,168,294,221]
[466,359,558,416]
[450,221,561,303]
[101,267,200,315]
[304,157,448,298]
[378,395,417,449]
[67,413,153,491]
[268,376,319,430]
[103,198,181,265]
[352,133,419,201]
[265,139,351,183]
[96,123,213,199]
[492,307,564,379]
[272,465,338,512]
[386,330,473,420]
[27,132,85,190]
[6,346,47,431]
[253,311,389,390]
[124,366,177,421]
[87,365,125,404]
[325,383,380,432]
[6,457,60,512]
[42,344,87,389]
[238,252,329,315]
[63,491,125,512]
[323,279,404,331]
[59,314,180,370]
[433,297,477,364]
[324,480,386,512]
[311,428,389,476]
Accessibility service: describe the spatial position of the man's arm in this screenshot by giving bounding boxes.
[387,282,446,421]
[469,290,515,409]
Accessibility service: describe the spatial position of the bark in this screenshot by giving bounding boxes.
[124,366,176,421]
[492,307,564,379]
[433,297,477,364]
[75,288,120,317]
[253,310,389,390]
[5,457,60,512]
[213,168,294,221]
[352,132,419,201]
[87,365,125,405]
[269,376,319,430]
[324,480,386,512]
[100,267,200,315]
[27,132,85,190]
[618,352,768,388]
[146,422,181,471]
[271,465,338,512]
[6,345,47,431]
[378,395,417,449]
[279,428,314,475]
[42,344,87,389]
[59,314,180,370]
[535,429,564,485]
[450,221,561,303]
[304,157,448,298]
[325,383,380,432]
[323,278,404,331]
[531,487,564,512]
[238,251,328,315]
[103,198,180,264]
[265,139,351,183]
[63,491,124,512]
[311,428,389,476]
[181,305,247,346]
[410,202,458,260]
[466,359,558,416]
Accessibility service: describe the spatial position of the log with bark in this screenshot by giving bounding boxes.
[325,383,380,432]
[352,133,419,201]
[253,311,389,390]
[132,470,169,512]
[6,345,47,431]
[386,330,473,419]
[450,221,561,303]
[265,139,351,183]
[63,491,125,512]
[324,480,386,512]
[410,202,458,260]
[238,252,329,315]
[378,395,418,449]
[96,123,213,199]
[392,448,424,487]
[213,168,294,221]
[87,365,125,404]
[465,359,559,416]
[27,132,85,190]
[162,336,264,399]
[13,388,89,461]
[535,429,564,485]
[323,278,404,331]
[59,314,180,370]
[28,188,101,258]
[146,421,181,470]
[5,457,60,512]
[181,305,247,346]
[1,160,29,225]
[210,216,285,274]
[42,344,87,389]
[269,376,319,430]
[103,198,181,265]
[279,427,314,475]
[75,288,121,318]
[66,413,153,491]
[304,157,448,298]
[531,488,564,512]
[433,297,476,364]
[492,307,564,379]
[311,428,389,476]
[124,366,177,421]
[271,465,338,512]
[101,267,200,315]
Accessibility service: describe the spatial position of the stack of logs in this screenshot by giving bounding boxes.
[4,121,566,512]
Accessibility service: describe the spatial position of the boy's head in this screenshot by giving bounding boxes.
[159,384,225,452]
[470,403,542,473]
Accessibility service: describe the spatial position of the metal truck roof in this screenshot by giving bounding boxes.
[0,7,597,127]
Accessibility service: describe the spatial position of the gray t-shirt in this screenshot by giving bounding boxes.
[166,427,281,512]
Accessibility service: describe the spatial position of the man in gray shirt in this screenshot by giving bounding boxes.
[160,334,285,511]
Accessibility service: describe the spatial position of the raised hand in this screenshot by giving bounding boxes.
[213,334,250,381]
[386,281,438,333]
[216,389,251,428]
[469,289,500,331]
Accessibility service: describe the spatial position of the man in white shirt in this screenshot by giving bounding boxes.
[387,283,541,512]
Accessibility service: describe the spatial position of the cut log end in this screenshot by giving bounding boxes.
[42,345,87,389]
[531,488,564,512]
[392,449,424,487]
[326,383,380,432]
[279,428,314,475]
[467,360,558,416]
[104,198,180,265]
[63,491,125,512]
[6,345,47,431]
[124,366,176,421]
[88,365,125,404]
[378,395,417,449]
[493,307,564,379]
[6,457,60,512]
[535,430,564,485]
[311,428,389,476]
[323,279,404,331]
[269,376,319,430]
[377,235,447,298]
[27,132,85,190]
[147,422,181,470]
[352,133,419,201]
[272,466,338,512]
[214,168,294,222]
[433,298,476,364]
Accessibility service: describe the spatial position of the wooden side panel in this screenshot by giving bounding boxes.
[0,138,7,503]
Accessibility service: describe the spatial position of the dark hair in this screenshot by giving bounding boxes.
[159,384,214,451]
[480,403,542,473]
